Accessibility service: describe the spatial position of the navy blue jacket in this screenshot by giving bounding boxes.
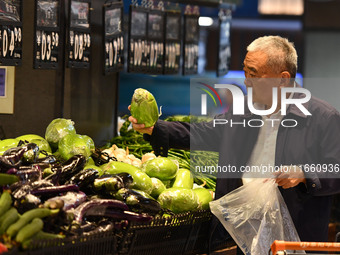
[144,93,340,248]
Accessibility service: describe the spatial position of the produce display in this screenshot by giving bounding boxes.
[108,115,218,191]
[0,116,215,253]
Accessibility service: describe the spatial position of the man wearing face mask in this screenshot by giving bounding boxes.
[129,35,340,254]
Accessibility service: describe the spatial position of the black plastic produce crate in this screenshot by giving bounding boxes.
[118,210,212,255]
[3,210,213,255]
[4,230,117,255]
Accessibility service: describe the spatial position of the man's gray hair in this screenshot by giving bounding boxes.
[247,35,298,78]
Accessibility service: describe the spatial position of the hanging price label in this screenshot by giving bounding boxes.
[165,42,180,70]
[103,2,124,75]
[68,0,91,69]
[147,10,164,74]
[35,30,59,67]
[183,10,199,75]
[68,30,91,67]
[164,11,181,74]
[184,43,198,71]
[217,8,232,77]
[105,35,123,70]
[34,0,60,69]
[129,38,148,68]
[0,0,22,65]
[0,25,22,65]
[128,6,148,73]
[149,41,163,69]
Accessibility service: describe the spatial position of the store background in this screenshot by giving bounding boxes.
[118,0,340,123]
[0,0,339,144]
[0,0,339,243]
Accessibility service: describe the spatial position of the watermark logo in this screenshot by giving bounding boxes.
[200,83,312,116]
[196,81,312,128]
[198,82,223,115]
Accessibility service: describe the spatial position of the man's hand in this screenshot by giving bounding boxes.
[128,105,154,135]
[274,165,306,189]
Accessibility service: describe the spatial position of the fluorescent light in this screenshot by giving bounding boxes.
[199,17,213,27]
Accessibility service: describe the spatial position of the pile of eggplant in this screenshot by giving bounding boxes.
[0,141,161,252]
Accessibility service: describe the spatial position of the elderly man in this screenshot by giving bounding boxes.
[129,35,340,253]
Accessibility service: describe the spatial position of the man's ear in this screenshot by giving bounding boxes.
[280,71,291,87]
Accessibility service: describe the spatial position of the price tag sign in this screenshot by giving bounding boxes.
[103,1,123,75]
[128,5,148,73]
[164,11,181,75]
[0,0,22,66]
[147,9,164,74]
[68,0,91,69]
[217,8,232,77]
[183,7,199,75]
[34,0,60,69]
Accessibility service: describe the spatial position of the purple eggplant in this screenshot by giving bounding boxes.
[14,193,41,214]
[44,191,87,211]
[45,155,86,185]
[0,147,26,170]
[114,188,162,215]
[36,154,57,164]
[66,168,99,190]
[71,199,129,224]
[75,220,115,236]
[7,165,42,183]
[15,165,42,182]
[11,183,34,199]
[92,173,133,194]
[21,143,40,164]
[6,168,17,175]
[31,179,55,189]
[31,184,79,197]
[91,148,117,166]
[10,179,54,200]
[90,208,153,222]
[0,143,40,171]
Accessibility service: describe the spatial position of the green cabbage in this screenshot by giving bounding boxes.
[58,133,94,160]
[142,157,178,181]
[130,88,159,128]
[45,119,76,150]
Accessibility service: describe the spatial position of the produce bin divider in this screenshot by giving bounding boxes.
[117,210,213,255]
[4,230,117,255]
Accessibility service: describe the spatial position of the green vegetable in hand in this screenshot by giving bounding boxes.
[130,88,159,128]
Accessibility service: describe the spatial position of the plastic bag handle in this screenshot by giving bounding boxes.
[270,240,340,254]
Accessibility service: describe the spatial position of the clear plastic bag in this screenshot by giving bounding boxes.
[210,179,305,255]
